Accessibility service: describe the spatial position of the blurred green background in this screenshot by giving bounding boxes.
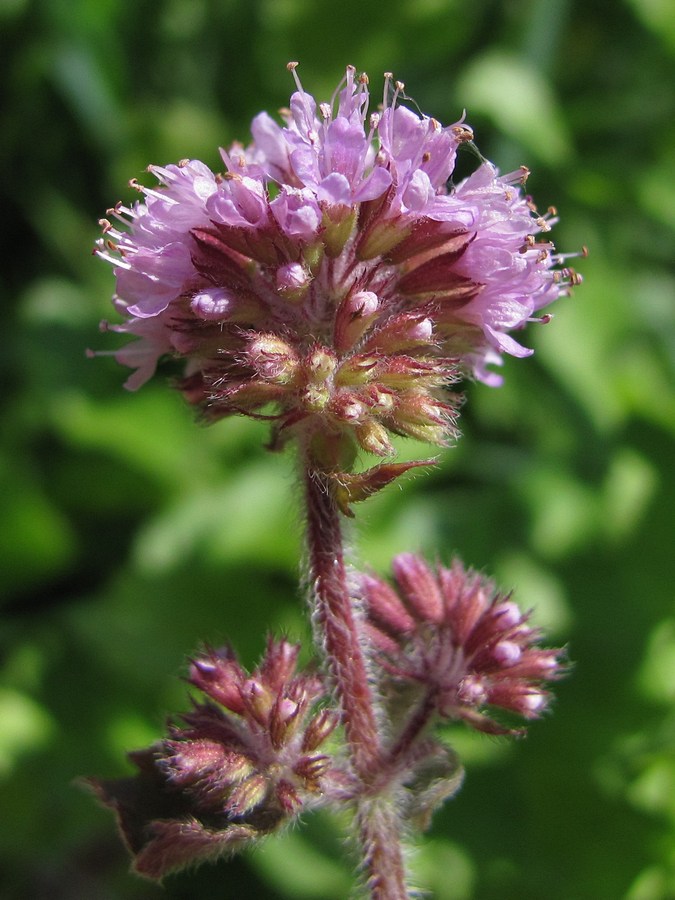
[1,0,674,897]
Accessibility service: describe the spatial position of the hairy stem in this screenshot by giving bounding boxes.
[304,465,408,899]
[356,796,409,900]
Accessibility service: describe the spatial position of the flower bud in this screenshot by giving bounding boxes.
[362,314,434,353]
[276,262,312,302]
[360,573,417,635]
[334,290,380,352]
[355,421,395,456]
[226,773,269,816]
[248,335,300,383]
[191,286,263,323]
[391,553,445,624]
[301,709,340,752]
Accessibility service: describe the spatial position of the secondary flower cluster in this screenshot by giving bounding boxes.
[97,65,575,473]
[360,553,564,734]
[88,639,341,880]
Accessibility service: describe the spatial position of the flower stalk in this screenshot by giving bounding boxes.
[304,465,381,780]
[304,462,409,897]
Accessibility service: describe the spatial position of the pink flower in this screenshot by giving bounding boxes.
[97,65,578,468]
[359,554,565,734]
[86,639,341,880]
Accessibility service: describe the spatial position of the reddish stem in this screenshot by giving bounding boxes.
[304,465,408,898]
[304,466,381,779]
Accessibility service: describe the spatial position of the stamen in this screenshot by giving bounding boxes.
[287,61,316,137]
[129,178,177,205]
[95,248,131,269]
[356,71,370,125]
[329,67,350,116]
[106,202,136,222]
[382,72,393,111]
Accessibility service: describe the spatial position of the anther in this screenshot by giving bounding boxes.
[451,125,474,142]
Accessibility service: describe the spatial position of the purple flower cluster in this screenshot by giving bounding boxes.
[97,65,575,471]
[88,639,341,880]
[360,553,564,734]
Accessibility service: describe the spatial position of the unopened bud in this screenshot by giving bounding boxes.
[293,753,331,784]
[260,638,300,689]
[363,314,434,353]
[191,286,262,323]
[330,393,368,424]
[241,678,273,725]
[334,290,380,353]
[269,696,301,749]
[355,420,394,456]
[301,709,339,752]
[276,262,312,301]
[392,553,445,624]
[394,391,448,428]
[226,773,269,816]
[307,347,337,382]
[492,640,522,665]
[191,287,236,320]
[361,573,417,634]
[334,354,379,387]
[189,651,246,714]
[276,779,303,813]
[248,335,300,383]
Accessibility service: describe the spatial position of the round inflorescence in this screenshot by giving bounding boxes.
[360,553,565,734]
[97,65,578,471]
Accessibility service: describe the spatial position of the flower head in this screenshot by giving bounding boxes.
[87,638,341,880]
[359,554,564,734]
[97,65,577,473]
